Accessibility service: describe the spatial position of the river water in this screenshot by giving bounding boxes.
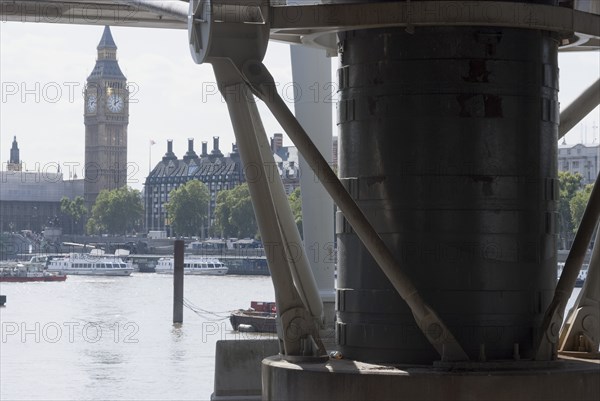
[0,274,582,401]
[0,274,275,401]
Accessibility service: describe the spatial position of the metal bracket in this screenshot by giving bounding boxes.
[535,171,600,360]
[187,0,327,361]
[558,225,600,358]
[187,0,470,362]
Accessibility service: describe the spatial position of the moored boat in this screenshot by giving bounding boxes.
[47,251,133,276]
[156,257,228,275]
[0,262,67,283]
[230,301,277,333]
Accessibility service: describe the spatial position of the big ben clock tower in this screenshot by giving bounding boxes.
[84,25,129,208]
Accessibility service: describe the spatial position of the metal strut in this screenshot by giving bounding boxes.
[559,78,600,140]
[188,0,326,361]
[535,170,600,360]
[188,0,468,361]
[559,224,600,358]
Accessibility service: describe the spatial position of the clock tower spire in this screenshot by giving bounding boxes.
[84,25,129,209]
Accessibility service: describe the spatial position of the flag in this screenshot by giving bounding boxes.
[150,140,156,146]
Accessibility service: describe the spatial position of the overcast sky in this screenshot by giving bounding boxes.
[1,22,598,190]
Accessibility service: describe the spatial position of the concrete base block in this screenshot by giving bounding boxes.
[211,339,279,401]
[262,356,600,401]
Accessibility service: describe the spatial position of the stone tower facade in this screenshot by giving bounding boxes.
[84,26,129,208]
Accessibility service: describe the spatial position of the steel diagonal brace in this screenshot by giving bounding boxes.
[559,225,600,358]
[535,171,600,360]
[240,60,469,362]
[212,59,327,361]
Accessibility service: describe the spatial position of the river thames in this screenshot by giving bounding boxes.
[0,273,582,400]
[0,274,275,401]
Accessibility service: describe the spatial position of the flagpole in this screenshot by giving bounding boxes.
[149,140,155,174]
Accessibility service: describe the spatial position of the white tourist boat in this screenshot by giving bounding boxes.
[155,257,228,275]
[47,251,134,276]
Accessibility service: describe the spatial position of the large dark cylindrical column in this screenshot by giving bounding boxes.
[336,25,559,363]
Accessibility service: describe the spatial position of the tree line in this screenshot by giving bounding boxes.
[60,171,592,247]
[60,181,302,239]
[558,171,594,249]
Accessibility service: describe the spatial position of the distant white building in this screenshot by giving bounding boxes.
[558,142,599,185]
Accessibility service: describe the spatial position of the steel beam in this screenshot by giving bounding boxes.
[1,1,600,51]
[213,59,326,359]
[559,225,600,358]
[536,171,600,360]
[559,78,600,140]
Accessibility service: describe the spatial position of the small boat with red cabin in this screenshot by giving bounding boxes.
[0,258,67,283]
[230,301,277,333]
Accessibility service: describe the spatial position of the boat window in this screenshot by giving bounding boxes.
[208,263,215,268]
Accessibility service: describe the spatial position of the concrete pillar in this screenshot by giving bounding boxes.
[336,24,559,364]
[290,45,336,342]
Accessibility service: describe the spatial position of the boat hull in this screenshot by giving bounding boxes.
[230,311,277,333]
[156,268,228,276]
[0,275,67,283]
[47,269,133,276]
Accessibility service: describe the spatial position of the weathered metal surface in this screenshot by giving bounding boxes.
[336,25,559,363]
[1,1,599,52]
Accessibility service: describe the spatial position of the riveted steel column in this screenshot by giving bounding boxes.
[336,21,559,363]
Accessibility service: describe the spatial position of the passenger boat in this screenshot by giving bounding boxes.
[155,257,228,275]
[230,301,277,333]
[46,251,133,276]
[0,262,67,282]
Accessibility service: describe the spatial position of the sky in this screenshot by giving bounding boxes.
[1,21,599,190]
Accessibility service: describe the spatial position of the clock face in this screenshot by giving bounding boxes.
[86,95,97,113]
[106,93,124,113]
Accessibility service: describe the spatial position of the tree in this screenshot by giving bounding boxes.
[214,183,258,239]
[214,190,235,238]
[60,196,87,234]
[288,187,303,235]
[89,186,143,235]
[558,171,583,249]
[570,184,594,234]
[165,180,210,237]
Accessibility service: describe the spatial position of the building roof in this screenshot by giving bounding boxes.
[88,26,126,81]
[97,25,117,50]
[146,140,241,184]
[88,60,126,80]
[0,172,84,202]
[558,142,599,149]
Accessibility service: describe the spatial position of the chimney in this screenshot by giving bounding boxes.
[202,141,208,156]
[212,136,224,157]
[272,133,283,153]
[184,138,198,161]
[162,139,177,162]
